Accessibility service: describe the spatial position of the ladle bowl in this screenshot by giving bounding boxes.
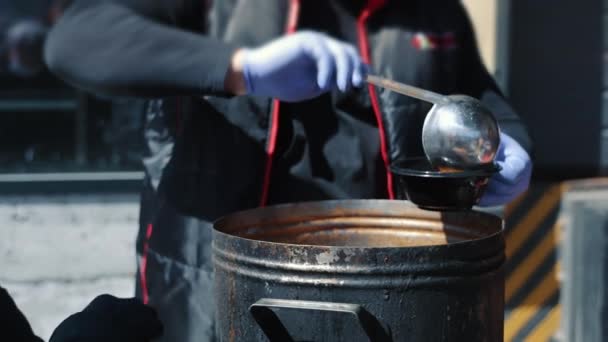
[365,75,500,171]
[422,95,500,170]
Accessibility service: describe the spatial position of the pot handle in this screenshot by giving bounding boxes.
[249,298,392,342]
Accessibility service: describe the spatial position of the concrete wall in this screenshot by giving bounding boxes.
[0,194,139,340]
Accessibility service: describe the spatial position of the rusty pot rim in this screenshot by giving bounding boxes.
[213,199,504,251]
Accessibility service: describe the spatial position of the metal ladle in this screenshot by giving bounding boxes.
[366,74,500,171]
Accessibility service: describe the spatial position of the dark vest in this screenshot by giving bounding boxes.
[149,0,494,221]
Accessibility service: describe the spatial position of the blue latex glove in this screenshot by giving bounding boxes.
[241,31,366,102]
[479,132,532,207]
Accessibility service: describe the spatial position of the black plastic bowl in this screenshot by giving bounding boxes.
[390,158,500,211]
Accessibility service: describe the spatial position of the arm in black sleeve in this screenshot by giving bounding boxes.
[455,3,533,154]
[44,0,239,98]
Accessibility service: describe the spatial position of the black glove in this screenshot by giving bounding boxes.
[49,294,163,342]
[0,287,44,342]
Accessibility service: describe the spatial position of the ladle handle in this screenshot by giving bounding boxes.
[365,74,448,105]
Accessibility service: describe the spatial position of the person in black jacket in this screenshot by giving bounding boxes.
[1,287,162,342]
[1,287,43,342]
[44,1,533,341]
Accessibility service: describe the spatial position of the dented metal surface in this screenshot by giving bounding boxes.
[213,200,505,341]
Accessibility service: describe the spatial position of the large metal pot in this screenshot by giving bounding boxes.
[213,200,505,341]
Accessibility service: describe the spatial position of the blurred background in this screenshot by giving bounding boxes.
[0,0,605,341]
[1,0,146,339]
